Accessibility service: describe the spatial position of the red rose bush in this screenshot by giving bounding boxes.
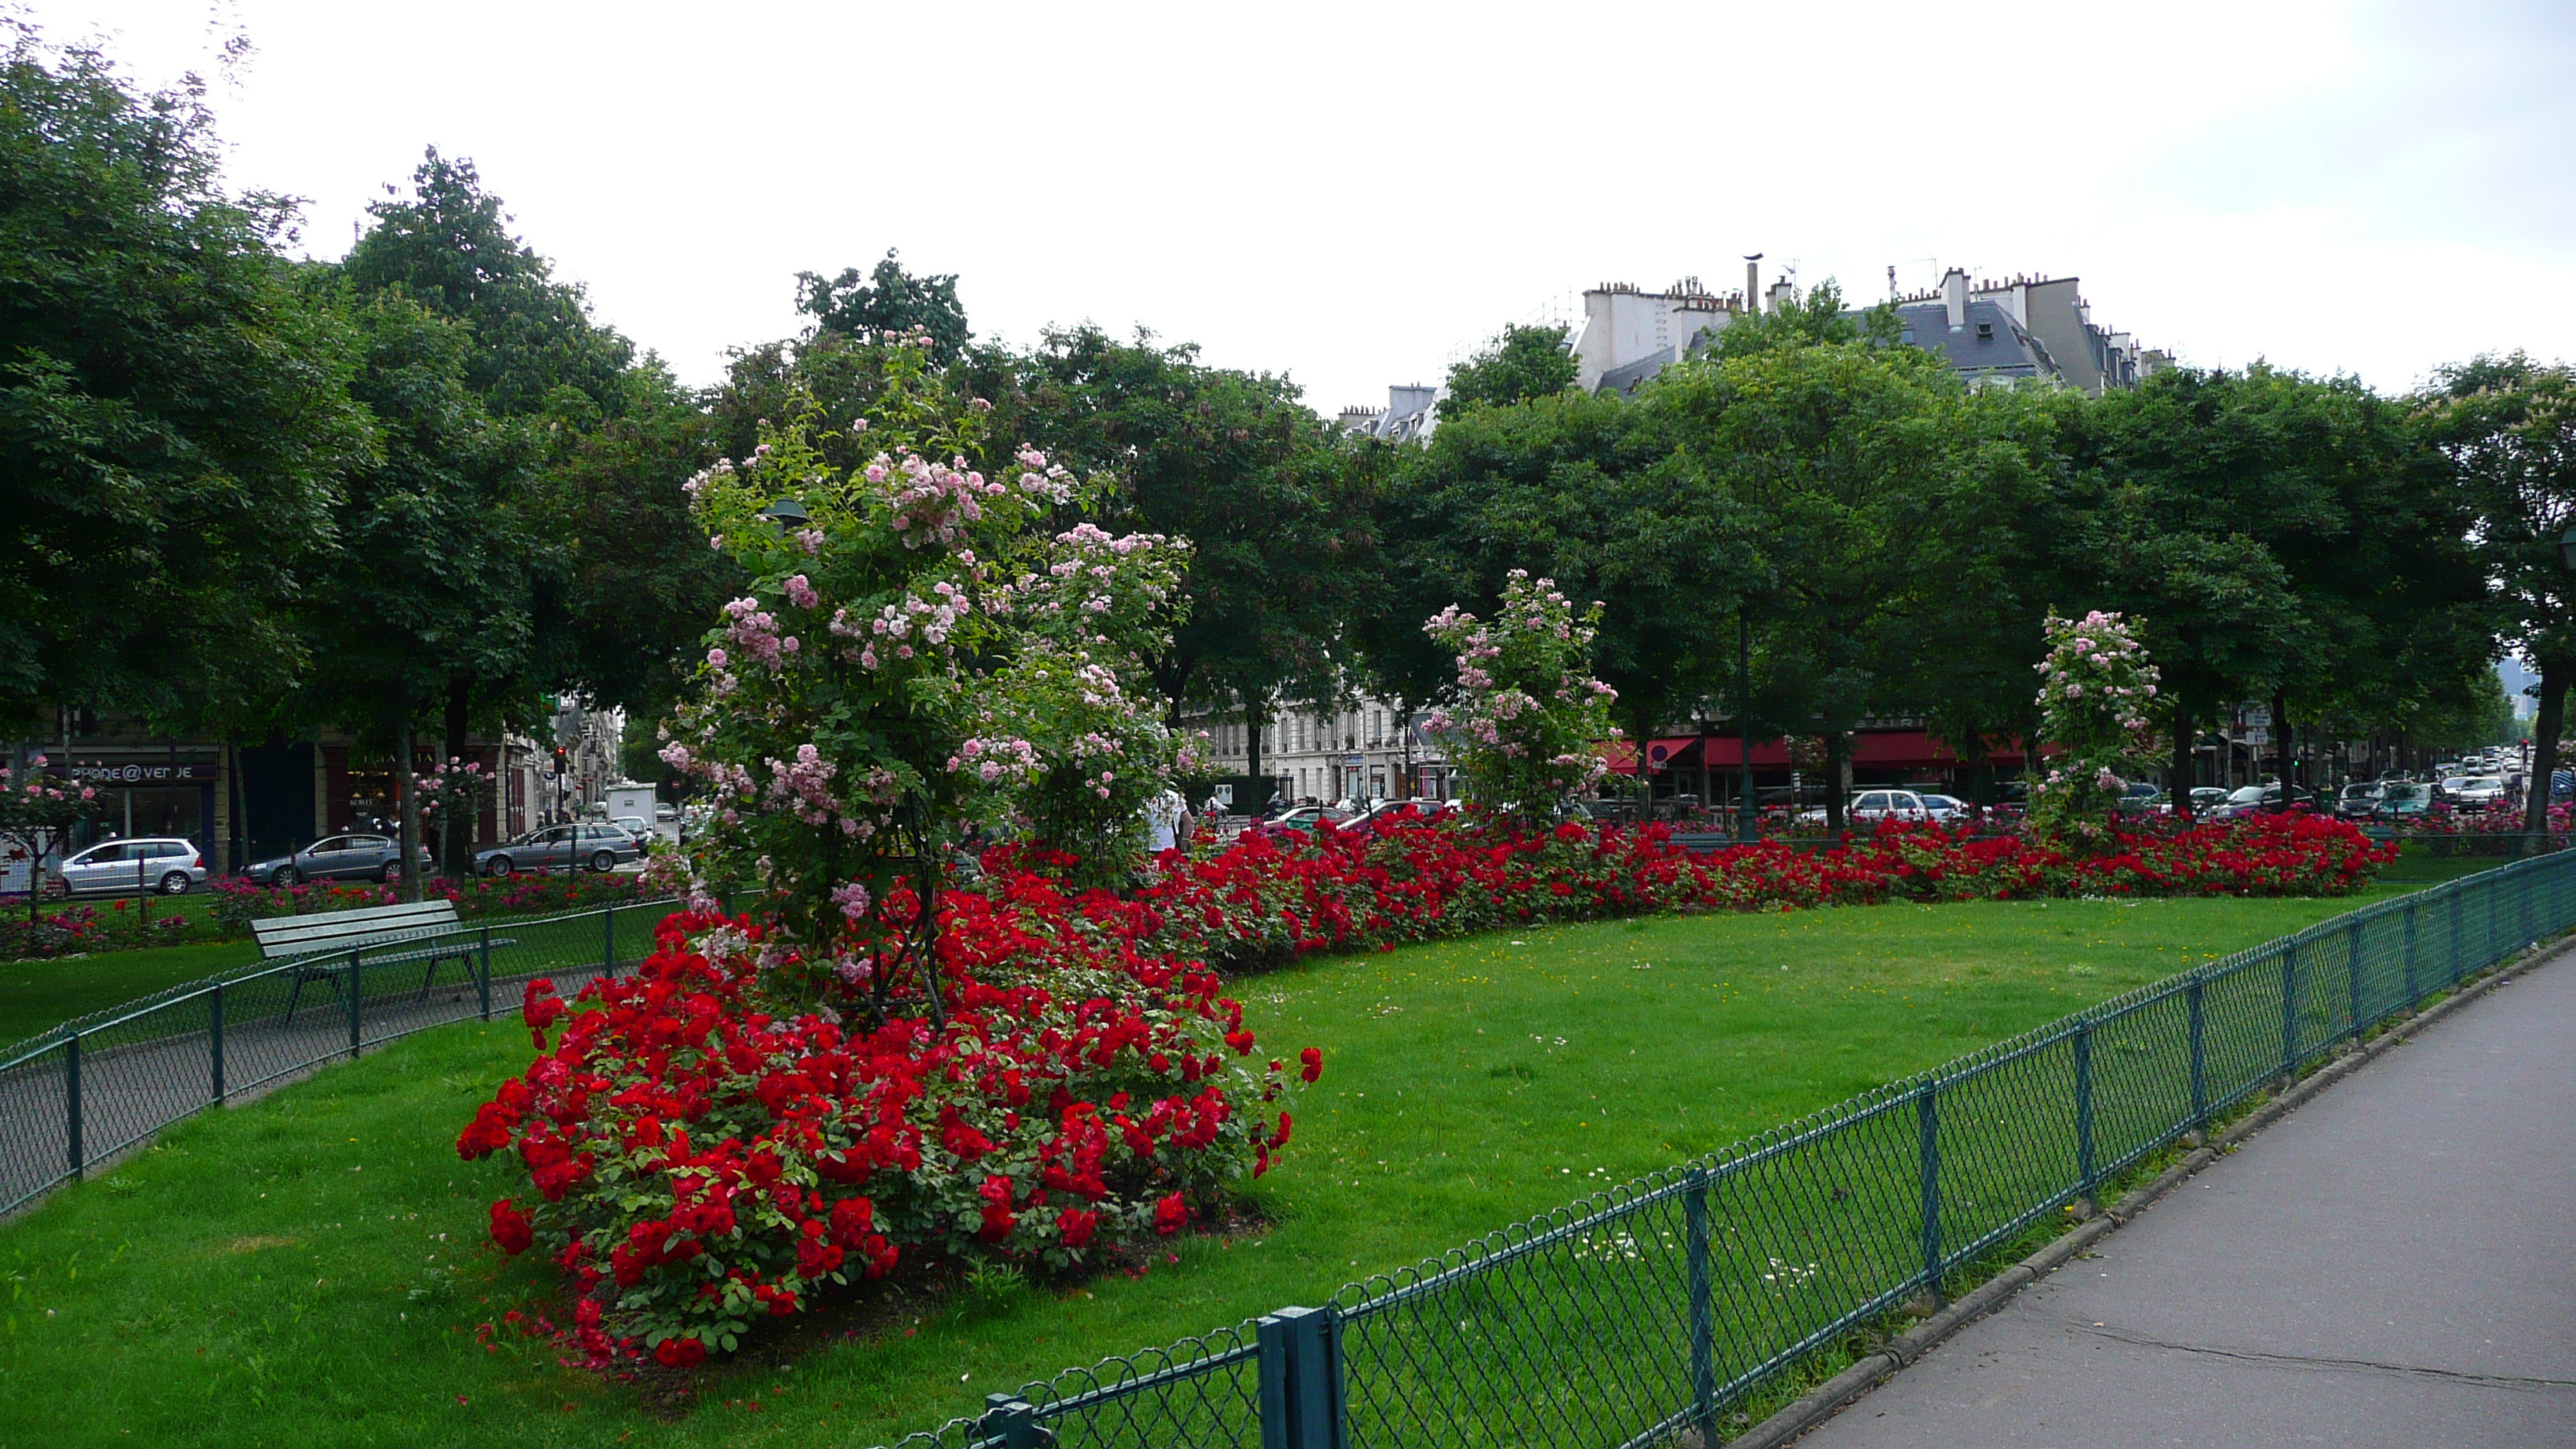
[460,896,1307,1366]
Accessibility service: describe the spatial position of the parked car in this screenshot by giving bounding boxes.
[2442,776,2508,810]
[473,823,642,876]
[2211,783,2317,819]
[1245,805,1353,843]
[46,837,207,897]
[2371,783,2435,823]
[1346,798,1453,835]
[238,833,428,887]
[2334,782,2384,820]
[2109,782,2166,815]
[608,815,657,851]
[1918,793,1975,823]
[1799,790,1933,826]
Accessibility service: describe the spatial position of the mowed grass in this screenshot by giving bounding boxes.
[0,881,2465,1448]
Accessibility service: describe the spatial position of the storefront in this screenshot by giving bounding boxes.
[57,754,220,851]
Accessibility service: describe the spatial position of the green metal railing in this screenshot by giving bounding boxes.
[0,897,676,1217]
[894,851,2576,1449]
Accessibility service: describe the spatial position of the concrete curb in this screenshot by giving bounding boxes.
[1722,933,2564,1449]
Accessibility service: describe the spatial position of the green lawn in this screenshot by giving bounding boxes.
[0,882,2475,1447]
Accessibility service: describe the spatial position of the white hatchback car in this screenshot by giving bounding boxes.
[48,837,207,897]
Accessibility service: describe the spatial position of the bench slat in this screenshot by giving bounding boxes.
[252,901,464,958]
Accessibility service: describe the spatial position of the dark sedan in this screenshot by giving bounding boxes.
[240,833,427,887]
[474,823,641,876]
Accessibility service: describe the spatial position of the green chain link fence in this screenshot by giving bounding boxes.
[899,849,2576,1449]
[0,896,675,1217]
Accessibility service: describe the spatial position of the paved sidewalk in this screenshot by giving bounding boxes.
[1800,954,2576,1449]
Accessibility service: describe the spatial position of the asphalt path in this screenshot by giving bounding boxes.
[1799,951,2576,1449]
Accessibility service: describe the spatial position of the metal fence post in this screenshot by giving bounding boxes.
[347,948,364,1061]
[2402,901,2420,1007]
[1257,1305,1347,1449]
[211,981,226,1104]
[1685,1173,1716,1434]
[1917,1082,1942,1300]
[2187,976,2208,1129]
[64,1033,82,1179]
[977,1393,1051,1449]
[478,926,493,1021]
[2448,888,2463,984]
[2345,919,2366,1041]
[2279,941,2300,1083]
[2073,1023,2096,1205]
[603,902,618,978]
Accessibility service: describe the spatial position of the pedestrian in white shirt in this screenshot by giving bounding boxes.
[1143,787,1187,854]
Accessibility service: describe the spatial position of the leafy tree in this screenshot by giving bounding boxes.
[338,150,711,876]
[1870,382,2064,802]
[1649,335,1961,830]
[1711,279,1899,361]
[0,33,368,734]
[990,327,1366,780]
[795,249,969,366]
[291,280,545,890]
[2043,370,2316,811]
[1437,323,1575,418]
[1358,387,1745,751]
[342,149,635,421]
[538,362,743,729]
[2420,355,2576,831]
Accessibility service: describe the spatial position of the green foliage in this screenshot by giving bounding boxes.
[0,32,371,733]
[1437,323,1576,418]
[992,326,1368,744]
[540,361,745,723]
[796,248,971,366]
[1708,280,1899,360]
[343,148,636,421]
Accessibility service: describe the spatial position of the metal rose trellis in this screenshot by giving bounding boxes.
[1423,570,1619,822]
[2026,608,2163,843]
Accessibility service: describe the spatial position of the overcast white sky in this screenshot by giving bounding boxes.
[25,0,2576,413]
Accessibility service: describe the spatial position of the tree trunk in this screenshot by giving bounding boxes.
[394,689,423,903]
[2271,691,2293,810]
[441,675,472,882]
[1962,727,1986,812]
[2170,704,2196,820]
[1824,732,1848,834]
[2523,659,2566,835]
[1243,702,1268,814]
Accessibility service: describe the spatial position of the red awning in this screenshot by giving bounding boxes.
[1609,730,2032,772]
[1697,737,1797,768]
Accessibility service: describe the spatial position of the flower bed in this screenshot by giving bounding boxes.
[459,807,2382,1371]
[1106,809,2393,971]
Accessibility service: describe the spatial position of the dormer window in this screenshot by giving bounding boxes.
[1975,322,1995,341]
